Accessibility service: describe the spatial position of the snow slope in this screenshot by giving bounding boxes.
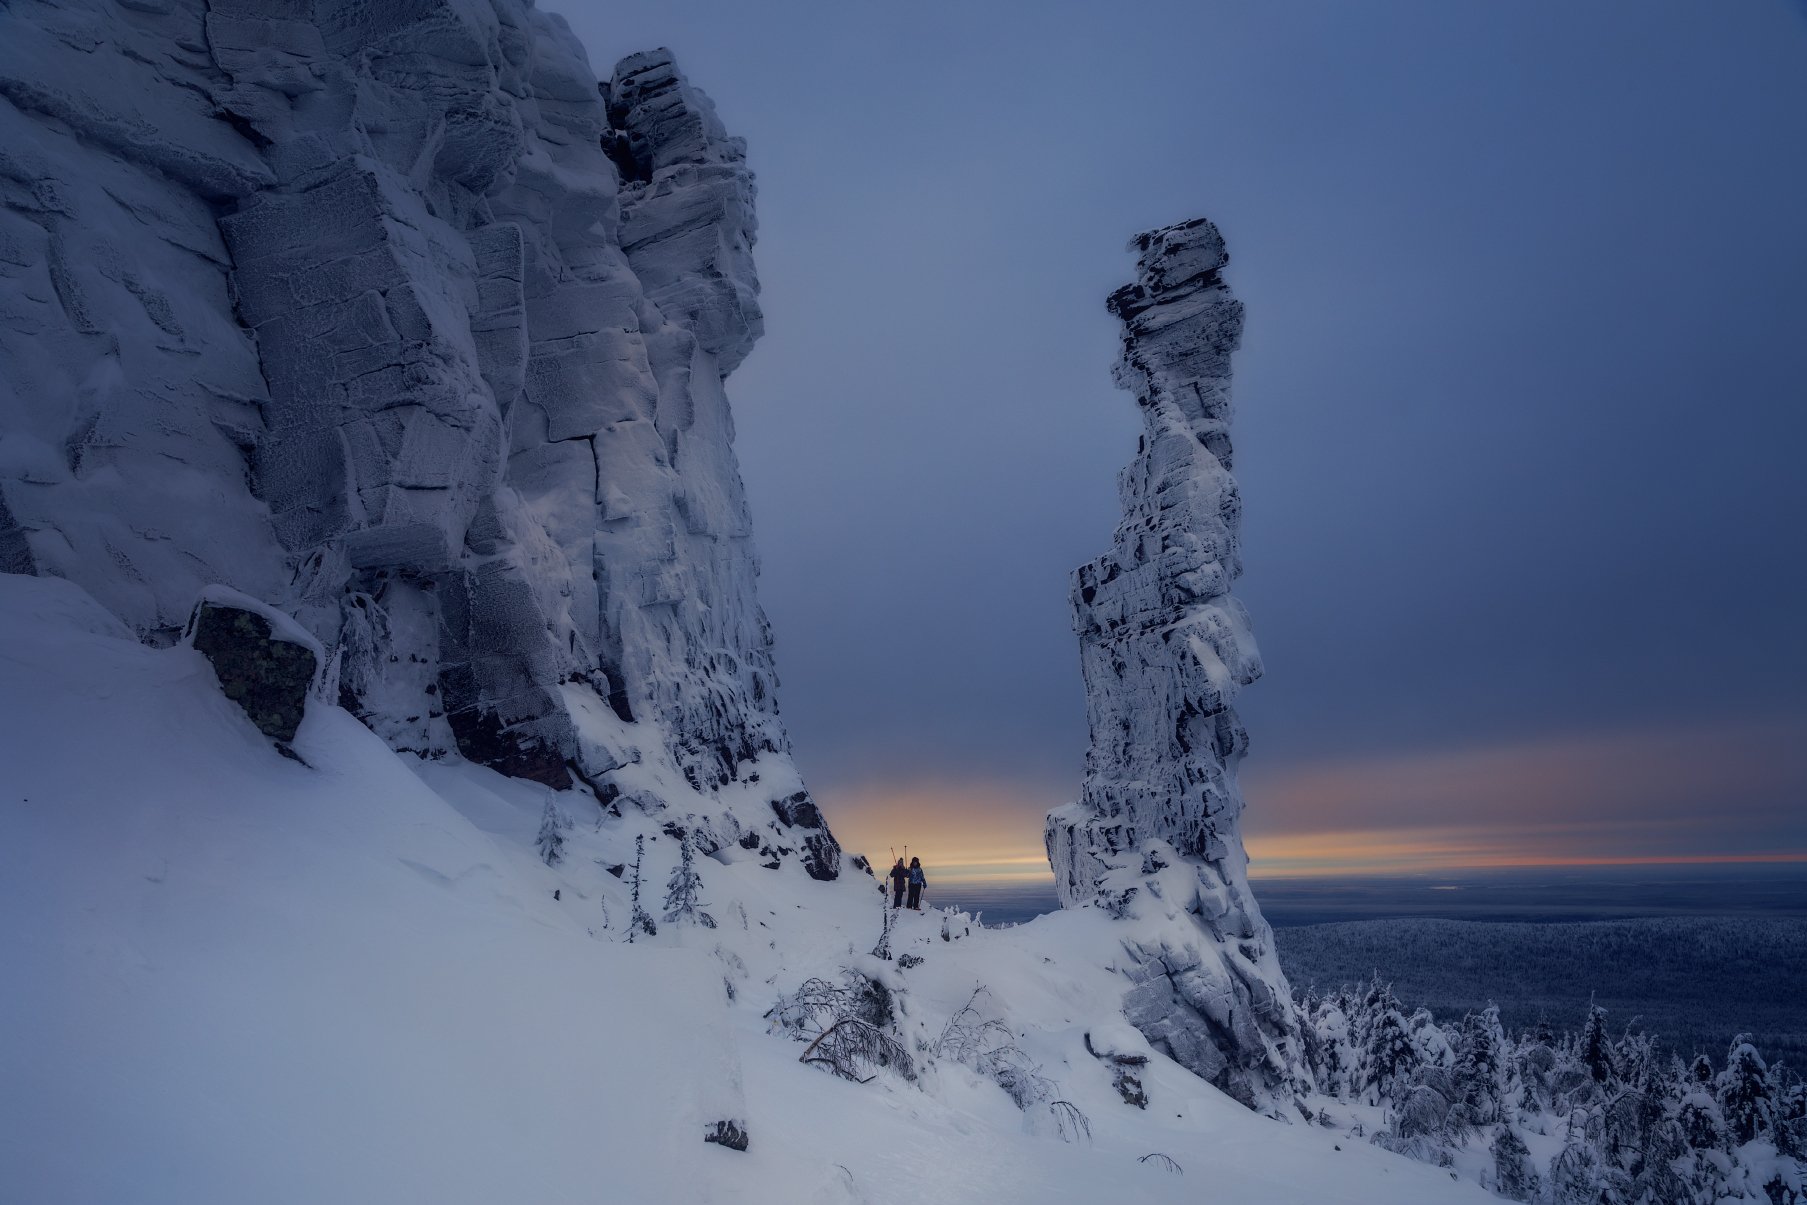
[0,574,1487,1203]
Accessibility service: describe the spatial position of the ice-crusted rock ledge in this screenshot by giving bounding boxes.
[1046,218,1300,1107]
[0,1,836,878]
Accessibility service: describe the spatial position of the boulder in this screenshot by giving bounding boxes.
[190,599,316,746]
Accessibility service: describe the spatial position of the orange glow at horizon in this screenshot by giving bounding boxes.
[814,714,1807,882]
[822,778,1062,883]
[1241,827,1807,877]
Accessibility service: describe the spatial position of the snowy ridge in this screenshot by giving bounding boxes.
[0,0,835,877]
[0,573,1495,1204]
[1046,219,1300,1108]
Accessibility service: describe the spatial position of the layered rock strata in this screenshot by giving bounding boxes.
[0,1,835,876]
[1046,219,1298,1106]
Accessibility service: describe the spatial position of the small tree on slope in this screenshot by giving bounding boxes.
[662,831,715,928]
[627,834,656,941]
[536,794,570,867]
[871,883,894,961]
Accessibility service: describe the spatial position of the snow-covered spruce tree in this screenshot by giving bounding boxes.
[662,831,714,928]
[1304,985,1363,1100]
[1578,1002,1617,1086]
[1622,1110,1690,1205]
[1451,1006,1507,1127]
[1362,1001,1422,1106]
[1489,1125,1538,1202]
[1676,1077,1730,1151]
[1566,1042,1689,1205]
[1516,1038,1559,1115]
[1777,1073,1807,1160]
[1717,1036,1776,1146]
[1373,1077,1464,1166]
[1548,1126,1625,1205]
[535,794,570,867]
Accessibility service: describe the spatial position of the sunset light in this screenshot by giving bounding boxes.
[821,713,1807,882]
[3,1,1801,1199]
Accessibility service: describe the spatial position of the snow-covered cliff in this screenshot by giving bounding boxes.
[0,0,835,876]
[1046,219,1300,1107]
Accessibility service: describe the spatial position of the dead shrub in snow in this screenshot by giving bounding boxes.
[934,986,1055,1110]
[799,1018,914,1084]
[1047,1099,1093,1144]
[769,971,914,1084]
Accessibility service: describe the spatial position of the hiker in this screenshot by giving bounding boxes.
[907,857,926,910]
[889,858,908,909]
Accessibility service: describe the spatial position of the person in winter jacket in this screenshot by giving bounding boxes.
[906,857,926,910]
[889,858,908,909]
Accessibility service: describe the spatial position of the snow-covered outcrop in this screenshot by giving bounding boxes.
[0,1,834,876]
[1046,219,1299,1107]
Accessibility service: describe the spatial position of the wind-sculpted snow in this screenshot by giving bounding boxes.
[0,0,835,876]
[1046,219,1299,1107]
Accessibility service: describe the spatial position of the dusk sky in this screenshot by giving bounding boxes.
[566,1,1807,877]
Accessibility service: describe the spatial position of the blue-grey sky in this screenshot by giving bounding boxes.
[564,1,1807,873]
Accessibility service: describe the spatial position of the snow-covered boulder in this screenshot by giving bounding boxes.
[0,1,834,875]
[1046,218,1300,1107]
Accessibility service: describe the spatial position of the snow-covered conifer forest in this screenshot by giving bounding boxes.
[1280,917,1807,1068]
[0,1,1797,1202]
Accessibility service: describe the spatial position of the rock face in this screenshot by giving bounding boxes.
[0,1,835,875]
[1046,219,1298,1107]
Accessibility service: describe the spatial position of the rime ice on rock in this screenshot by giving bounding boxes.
[0,2,835,877]
[1046,219,1298,1107]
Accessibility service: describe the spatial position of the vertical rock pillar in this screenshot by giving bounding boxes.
[1046,218,1298,1108]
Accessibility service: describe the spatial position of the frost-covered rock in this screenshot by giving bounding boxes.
[0,1,834,876]
[1046,218,1298,1106]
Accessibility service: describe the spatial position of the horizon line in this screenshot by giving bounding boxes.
[916,850,1807,884]
[1247,851,1807,878]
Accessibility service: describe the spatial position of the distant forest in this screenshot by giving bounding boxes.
[1276,916,1807,1065]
